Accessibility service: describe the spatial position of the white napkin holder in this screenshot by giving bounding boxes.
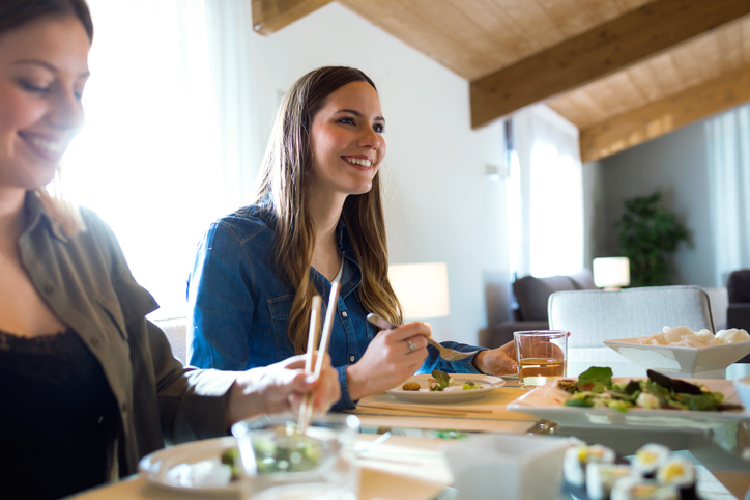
[443,434,570,500]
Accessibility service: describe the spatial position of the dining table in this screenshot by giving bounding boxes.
[69,379,750,500]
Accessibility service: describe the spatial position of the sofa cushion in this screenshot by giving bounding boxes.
[513,275,578,322]
[570,269,596,289]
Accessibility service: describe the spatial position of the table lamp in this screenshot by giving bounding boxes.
[593,257,631,290]
[388,262,450,319]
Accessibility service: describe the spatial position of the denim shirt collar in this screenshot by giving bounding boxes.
[252,206,362,300]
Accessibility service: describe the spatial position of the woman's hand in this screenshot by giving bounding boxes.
[225,353,341,426]
[346,322,431,401]
[472,341,518,376]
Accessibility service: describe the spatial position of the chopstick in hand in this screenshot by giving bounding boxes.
[297,295,322,431]
[299,282,340,432]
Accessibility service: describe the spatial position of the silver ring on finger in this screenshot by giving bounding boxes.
[407,340,416,353]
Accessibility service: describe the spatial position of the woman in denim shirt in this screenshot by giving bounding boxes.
[188,66,520,411]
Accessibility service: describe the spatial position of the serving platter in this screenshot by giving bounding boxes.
[387,373,504,403]
[139,436,240,495]
[506,378,748,430]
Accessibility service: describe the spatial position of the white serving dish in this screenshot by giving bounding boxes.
[602,337,750,379]
[506,378,747,430]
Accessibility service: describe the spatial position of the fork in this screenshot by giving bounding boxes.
[366,313,479,361]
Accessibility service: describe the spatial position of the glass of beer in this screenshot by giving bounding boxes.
[514,330,568,389]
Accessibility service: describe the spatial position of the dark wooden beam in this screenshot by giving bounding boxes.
[470,0,750,129]
[580,62,750,163]
[252,0,332,35]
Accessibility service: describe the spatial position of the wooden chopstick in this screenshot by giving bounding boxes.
[299,282,340,432]
[297,295,322,430]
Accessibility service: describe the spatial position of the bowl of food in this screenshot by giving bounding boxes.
[230,413,359,500]
[603,327,750,379]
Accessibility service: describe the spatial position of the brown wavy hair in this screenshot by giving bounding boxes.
[253,66,403,354]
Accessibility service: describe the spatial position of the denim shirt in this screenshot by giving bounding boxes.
[187,205,488,411]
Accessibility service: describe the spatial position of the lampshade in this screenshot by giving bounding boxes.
[388,262,450,319]
[593,257,631,288]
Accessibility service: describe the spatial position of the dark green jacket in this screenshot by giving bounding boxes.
[19,191,237,477]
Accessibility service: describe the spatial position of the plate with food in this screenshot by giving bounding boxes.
[507,367,747,429]
[387,369,505,403]
[139,436,241,495]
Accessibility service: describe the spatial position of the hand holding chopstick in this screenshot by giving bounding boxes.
[298,282,340,432]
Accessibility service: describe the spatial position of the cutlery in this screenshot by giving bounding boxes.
[366,313,479,361]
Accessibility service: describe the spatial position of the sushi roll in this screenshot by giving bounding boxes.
[586,463,631,500]
[632,444,669,478]
[610,477,678,500]
[564,444,615,487]
[657,457,697,500]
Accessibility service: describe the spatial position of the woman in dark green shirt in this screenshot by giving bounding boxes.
[0,2,340,499]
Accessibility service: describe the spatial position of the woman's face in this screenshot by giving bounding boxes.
[0,16,89,192]
[308,81,386,199]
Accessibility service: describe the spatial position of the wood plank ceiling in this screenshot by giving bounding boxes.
[252,0,750,162]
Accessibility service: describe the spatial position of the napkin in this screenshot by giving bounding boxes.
[443,435,571,500]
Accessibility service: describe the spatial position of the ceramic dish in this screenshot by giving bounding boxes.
[602,338,750,379]
[506,377,747,430]
[387,373,504,403]
[139,436,240,495]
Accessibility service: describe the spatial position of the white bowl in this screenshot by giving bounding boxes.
[603,338,750,379]
[732,376,750,412]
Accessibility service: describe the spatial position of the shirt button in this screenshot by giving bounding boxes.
[342,311,348,318]
[91,337,100,346]
[121,402,128,412]
[349,356,355,362]
[44,285,55,295]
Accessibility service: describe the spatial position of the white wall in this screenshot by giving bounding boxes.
[244,3,512,344]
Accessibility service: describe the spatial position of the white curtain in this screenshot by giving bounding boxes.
[510,104,583,278]
[61,0,259,318]
[706,103,750,285]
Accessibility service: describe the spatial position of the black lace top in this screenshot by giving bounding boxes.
[0,328,120,500]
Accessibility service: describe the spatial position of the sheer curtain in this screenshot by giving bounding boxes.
[61,0,259,318]
[706,103,750,285]
[510,104,583,278]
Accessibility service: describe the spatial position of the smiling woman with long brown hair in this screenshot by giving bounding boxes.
[0,3,339,498]
[188,66,521,411]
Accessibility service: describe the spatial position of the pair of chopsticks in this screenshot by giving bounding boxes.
[297,282,340,432]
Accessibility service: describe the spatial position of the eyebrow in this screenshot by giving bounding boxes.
[337,109,386,123]
[11,59,90,79]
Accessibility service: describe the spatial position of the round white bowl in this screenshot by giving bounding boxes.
[602,338,750,379]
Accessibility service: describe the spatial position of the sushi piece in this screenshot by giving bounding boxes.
[586,463,631,500]
[564,444,615,487]
[657,457,697,500]
[610,477,678,500]
[632,444,669,478]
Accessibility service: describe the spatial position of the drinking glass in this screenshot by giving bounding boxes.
[514,330,568,389]
[231,413,360,500]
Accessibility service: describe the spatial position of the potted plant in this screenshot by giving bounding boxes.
[614,191,689,287]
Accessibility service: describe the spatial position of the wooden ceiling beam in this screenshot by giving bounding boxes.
[252,0,332,35]
[470,0,750,129]
[579,62,750,163]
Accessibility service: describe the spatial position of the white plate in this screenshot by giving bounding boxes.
[139,436,239,495]
[507,377,748,429]
[603,337,750,378]
[387,373,505,403]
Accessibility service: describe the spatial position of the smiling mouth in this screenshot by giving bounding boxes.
[344,158,372,167]
[19,133,67,161]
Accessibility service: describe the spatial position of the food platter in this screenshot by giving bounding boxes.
[506,378,748,430]
[139,437,240,495]
[387,373,505,403]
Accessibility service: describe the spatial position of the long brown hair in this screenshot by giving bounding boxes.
[1,0,93,235]
[254,66,403,354]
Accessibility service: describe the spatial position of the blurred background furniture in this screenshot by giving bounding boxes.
[478,270,596,348]
[727,270,750,363]
[548,285,714,378]
[153,317,188,365]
